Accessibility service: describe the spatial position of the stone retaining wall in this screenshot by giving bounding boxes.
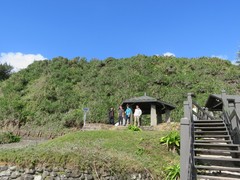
[0,165,152,180]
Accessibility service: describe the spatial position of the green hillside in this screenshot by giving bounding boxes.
[0,55,239,130]
[0,130,179,179]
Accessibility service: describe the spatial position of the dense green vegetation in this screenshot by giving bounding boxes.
[0,130,179,179]
[160,131,180,153]
[0,132,21,144]
[0,55,239,131]
[0,63,13,81]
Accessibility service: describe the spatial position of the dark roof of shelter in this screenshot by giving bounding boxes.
[205,94,239,111]
[122,94,175,114]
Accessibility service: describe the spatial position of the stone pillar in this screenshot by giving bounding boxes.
[180,117,190,180]
[150,104,157,126]
[165,109,171,123]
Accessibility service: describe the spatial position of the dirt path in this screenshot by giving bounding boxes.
[0,139,47,150]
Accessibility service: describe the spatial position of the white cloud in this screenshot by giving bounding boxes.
[0,52,46,72]
[211,55,228,60]
[163,52,176,57]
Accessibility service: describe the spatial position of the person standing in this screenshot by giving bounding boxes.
[125,104,132,125]
[134,105,142,127]
[192,105,198,121]
[108,107,114,125]
[118,106,124,126]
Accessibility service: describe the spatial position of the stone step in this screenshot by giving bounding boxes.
[194,120,224,123]
[197,174,240,180]
[194,122,225,127]
[195,139,232,144]
[195,165,240,172]
[194,149,240,156]
[195,156,240,167]
[194,126,227,131]
[194,131,229,135]
[195,134,231,139]
[194,143,240,150]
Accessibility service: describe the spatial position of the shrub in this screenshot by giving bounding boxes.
[128,125,142,131]
[160,131,180,153]
[0,132,21,144]
[164,163,180,180]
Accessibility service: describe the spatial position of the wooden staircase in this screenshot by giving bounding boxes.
[193,119,240,179]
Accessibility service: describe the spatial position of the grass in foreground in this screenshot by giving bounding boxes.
[0,130,179,179]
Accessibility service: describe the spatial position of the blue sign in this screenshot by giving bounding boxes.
[83,108,89,112]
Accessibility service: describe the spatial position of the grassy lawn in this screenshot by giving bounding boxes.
[0,129,179,179]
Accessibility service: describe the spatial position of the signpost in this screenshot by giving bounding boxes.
[83,108,89,126]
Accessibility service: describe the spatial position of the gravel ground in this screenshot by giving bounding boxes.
[0,139,47,150]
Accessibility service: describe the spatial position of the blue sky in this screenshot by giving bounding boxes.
[0,0,240,70]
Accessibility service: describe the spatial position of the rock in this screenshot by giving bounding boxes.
[58,167,65,172]
[10,171,21,179]
[59,174,68,180]
[84,174,93,180]
[53,167,59,172]
[9,166,17,171]
[25,169,35,175]
[33,175,42,180]
[138,173,142,179]
[1,177,10,180]
[44,167,52,172]
[35,167,43,173]
[0,169,11,177]
[70,170,81,178]
[131,174,137,179]
[79,174,85,180]
[42,171,49,179]
[15,177,23,180]
[64,169,71,173]
[18,168,25,173]
[23,174,34,180]
[50,171,57,177]
[0,166,8,172]
[65,172,71,178]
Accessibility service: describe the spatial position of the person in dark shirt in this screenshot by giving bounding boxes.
[109,107,114,125]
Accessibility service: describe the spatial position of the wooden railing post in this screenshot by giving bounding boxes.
[184,100,191,121]
[229,103,237,130]
[187,93,193,112]
[233,98,240,144]
[180,117,190,180]
[221,90,228,111]
[235,98,240,118]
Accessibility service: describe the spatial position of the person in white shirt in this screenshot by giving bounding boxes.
[134,105,142,127]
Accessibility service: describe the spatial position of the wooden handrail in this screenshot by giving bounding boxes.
[221,91,240,144]
[181,94,196,180]
[192,101,215,120]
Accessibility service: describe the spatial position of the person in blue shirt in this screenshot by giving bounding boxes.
[125,104,132,125]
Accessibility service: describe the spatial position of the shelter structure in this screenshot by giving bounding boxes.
[205,93,240,111]
[122,94,175,126]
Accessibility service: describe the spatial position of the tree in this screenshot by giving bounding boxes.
[0,63,13,81]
